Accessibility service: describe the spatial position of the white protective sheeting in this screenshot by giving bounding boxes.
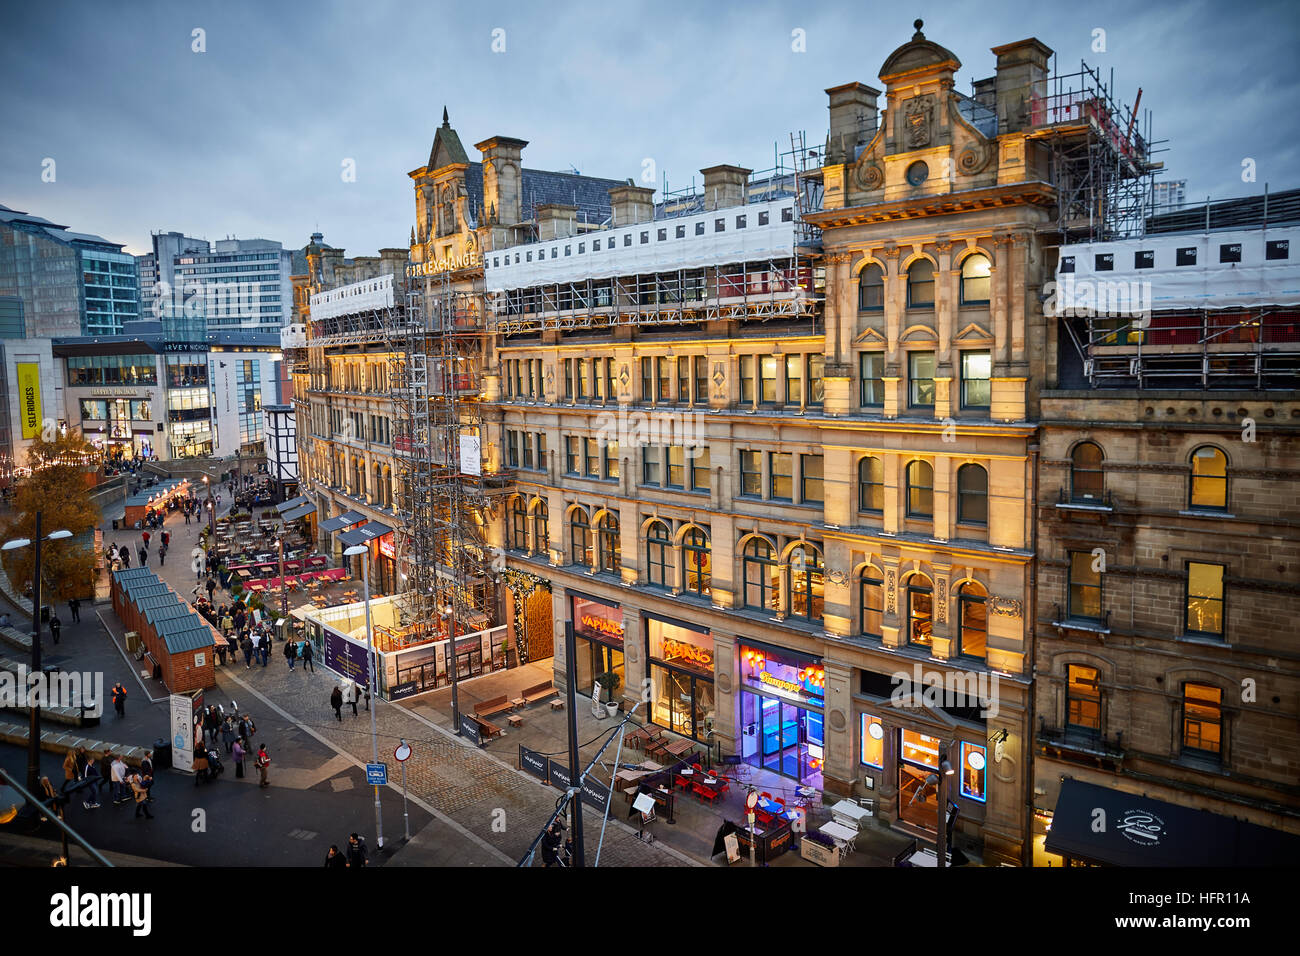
[484,197,799,293]
[309,272,395,321]
[1055,227,1300,313]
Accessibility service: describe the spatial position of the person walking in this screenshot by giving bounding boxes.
[120,548,130,568]
[81,753,102,810]
[324,845,347,869]
[220,610,234,640]
[345,833,368,868]
[61,747,82,796]
[131,772,154,820]
[255,744,270,788]
[330,685,343,722]
[158,544,167,566]
[110,754,128,805]
[232,738,246,779]
[363,683,371,712]
[241,634,254,668]
[161,529,170,549]
[137,545,147,566]
[284,638,297,671]
[68,597,80,623]
[221,716,236,753]
[301,639,315,673]
[141,529,150,549]
[206,577,216,602]
[48,613,60,645]
[111,681,127,718]
[343,680,357,717]
[184,507,191,526]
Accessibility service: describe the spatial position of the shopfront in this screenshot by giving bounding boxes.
[737,641,826,787]
[571,593,624,701]
[645,613,713,741]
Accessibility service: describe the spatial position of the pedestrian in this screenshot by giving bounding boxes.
[61,747,81,795]
[48,613,60,644]
[162,530,170,549]
[206,577,216,601]
[346,833,368,868]
[343,680,357,717]
[141,750,154,781]
[138,546,147,566]
[81,753,102,809]
[260,633,270,666]
[111,681,127,718]
[363,683,371,712]
[220,611,234,639]
[301,639,315,673]
[141,529,150,548]
[110,754,128,804]
[241,635,254,668]
[284,638,297,670]
[131,772,154,819]
[330,685,343,722]
[158,544,166,566]
[204,706,219,746]
[541,822,563,867]
[184,508,191,526]
[324,845,347,868]
[255,744,270,788]
[232,738,246,778]
[193,742,209,786]
[68,597,80,623]
[221,716,236,753]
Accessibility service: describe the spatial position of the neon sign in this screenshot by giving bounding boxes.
[580,613,623,638]
[663,638,713,669]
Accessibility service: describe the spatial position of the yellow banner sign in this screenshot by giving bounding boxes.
[17,363,42,439]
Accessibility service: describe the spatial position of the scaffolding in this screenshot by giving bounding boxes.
[1005,60,1164,243]
[385,266,505,649]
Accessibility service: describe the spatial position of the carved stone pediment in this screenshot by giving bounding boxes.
[904,94,935,149]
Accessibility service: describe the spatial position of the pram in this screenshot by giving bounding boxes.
[195,748,224,784]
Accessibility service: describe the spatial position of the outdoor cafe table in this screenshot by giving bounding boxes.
[661,738,692,759]
[819,820,859,847]
[830,799,872,827]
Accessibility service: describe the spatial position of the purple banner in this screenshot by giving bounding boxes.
[322,628,371,688]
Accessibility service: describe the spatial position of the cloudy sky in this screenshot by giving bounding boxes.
[2,0,1297,257]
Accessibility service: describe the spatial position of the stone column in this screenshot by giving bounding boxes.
[822,660,856,797]
[881,552,902,649]
[711,632,738,758]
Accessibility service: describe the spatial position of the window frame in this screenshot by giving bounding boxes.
[1067,550,1103,622]
[858,264,885,312]
[1184,561,1226,639]
[1065,664,1101,735]
[957,582,987,660]
[1189,446,1229,511]
[859,352,885,407]
[1181,682,1222,759]
[1070,442,1105,502]
[906,259,936,308]
[742,538,777,612]
[956,463,989,526]
[906,460,934,519]
[958,254,991,306]
[858,456,884,514]
[908,351,936,408]
[645,520,671,588]
[859,570,884,639]
[960,350,991,409]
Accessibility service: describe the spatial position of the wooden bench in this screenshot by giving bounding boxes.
[474,695,512,718]
[521,681,558,705]
[473,716,503,740]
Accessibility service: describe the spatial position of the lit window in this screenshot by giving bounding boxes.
[1181,683,1222,758]
[906,460,933,518]
[907,259,935,308]
[1185,562,1225,638]
[909,352,935,407]
[959,254,991,305]
[860,714,883,768]
[959,742,987,801]
[1189,446,1228,510]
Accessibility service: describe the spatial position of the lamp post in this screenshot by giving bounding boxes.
[274,537,288,620]
[3,517,73,793]
[441,604,461,736]
[935,742,955,868]
[344,543,384,849]
[203,475,215,537]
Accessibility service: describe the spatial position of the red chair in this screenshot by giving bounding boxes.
[694,782,720,805]
[712,775,730,794]
[674,773,692,792]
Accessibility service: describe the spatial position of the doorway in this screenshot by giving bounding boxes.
[740,691,824,788]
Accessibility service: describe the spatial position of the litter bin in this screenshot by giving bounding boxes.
[153,737,172,771]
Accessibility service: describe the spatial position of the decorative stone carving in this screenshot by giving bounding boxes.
[618,363,630,387]
[829,709,847,732]
[990,596,1023,618]
[957,142,992,175]
[936,578,948,624]
[716,672,732,693]
[827,569,848,586]
[886,568,897,615]
[856,160,885,191]
[903,95,935,149]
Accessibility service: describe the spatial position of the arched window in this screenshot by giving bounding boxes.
[788,544,824,622]
[959,254,991,305]
[958,581,987,659]
[682,528,711,597]
[858,456,883,513]
[1070,442,1105,502]
[860,568,884,638]
[906,577,933,647]
[907,259,935,308]
[743,538,778,612]
[508,497,528,550]
[645,520,671,588]
[570,508,592,566]
[597,512,620,573]
[1189,446,1228,510]
[906,460,934,519]
[957,463,988,525]
[533,500,550,553]
[858,263,884,312]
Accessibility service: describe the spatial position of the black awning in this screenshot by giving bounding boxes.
[338,521,394,547]
[319,510,367,533]
[1045,778,1300,867]
[276,495,311,514]
[281,503,316,521]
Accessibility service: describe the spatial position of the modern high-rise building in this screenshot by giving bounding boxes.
[1151,179,1187,213]
[0,203,139,337]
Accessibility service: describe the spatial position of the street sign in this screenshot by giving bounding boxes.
[394,742,411,762]
[365,763,387,786]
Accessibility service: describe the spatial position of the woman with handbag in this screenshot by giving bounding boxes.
[193,743,210,786]
[232,738,246,779]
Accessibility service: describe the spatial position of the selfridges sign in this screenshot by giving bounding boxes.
[406,250,481,277]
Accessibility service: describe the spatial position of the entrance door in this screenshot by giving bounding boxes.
[898,763,939,830]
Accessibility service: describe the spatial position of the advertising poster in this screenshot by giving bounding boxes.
[170,694,194,772]
[322,627,371,689]
[16,363,42,439]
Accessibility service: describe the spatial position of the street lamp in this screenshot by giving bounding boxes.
[3,518,72,793]
[343,543,384,850]
[203,475,215,536]
[935,742,956,869]
[273,537,288,620]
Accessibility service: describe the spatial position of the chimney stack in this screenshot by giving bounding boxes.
[824,83,881,164]
[536,203,578,240]
[608,184,656,226]
[700,165,751,211]
[476,136,528,226]
[991,38,1053,133]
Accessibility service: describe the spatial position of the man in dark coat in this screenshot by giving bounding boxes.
[346,833,368,868]
[330,686,343,722]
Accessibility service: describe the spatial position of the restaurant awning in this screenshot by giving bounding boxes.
[1044,778,1300,867]
[282,502,316,521]
[338,521,394,547]
[276,495,311,514]
[320,511,367,533]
